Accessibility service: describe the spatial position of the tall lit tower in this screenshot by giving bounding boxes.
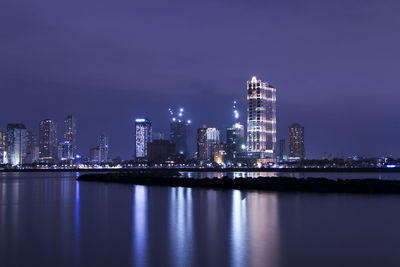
[39,119,58,162]
[64,115,77,159]
[135,118,152,160]
[169,107,191,158]
[246,76,276,158]
[0,132,6,164]
[98,133,109,163]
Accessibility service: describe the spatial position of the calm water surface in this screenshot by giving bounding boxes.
[1,172,400,267]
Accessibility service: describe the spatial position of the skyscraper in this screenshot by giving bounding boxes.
[98,133,109,163]
[226,101,245,162]
[135,118,152,160]
[64,115,77,159]
[25,130,37,163]
[197,125,219,162]
[288,123,305,161]
[39,119,58,162]
[169,108,191,158]
[279,139,287,162]
[247,76,277,158]
[6,124,27,165]
[0,132,6,164]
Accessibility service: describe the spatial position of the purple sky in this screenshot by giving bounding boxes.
[1,0,400,159]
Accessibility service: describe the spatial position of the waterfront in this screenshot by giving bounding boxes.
[1,172,400,267]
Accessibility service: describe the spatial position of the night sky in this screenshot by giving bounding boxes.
[1,0,400,159]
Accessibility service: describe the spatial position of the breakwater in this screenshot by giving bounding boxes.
[77,172,400,194]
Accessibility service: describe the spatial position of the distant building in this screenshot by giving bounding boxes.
[64,115,77,159]
[152,132,165,140]
[226,123,245,162]
[247,76,276,159]
[147,140,175,163]
[214,143,226,165]
[39,119,58,162]
[0,132,6,164]
[197,125,220,162]
[25,130,37,163]
[169,107,191,158]
[89,147,101,164]
[60,141,73,161]
[98,133,109,163]
[135,118,152,160]
[288,123,305,161]
[170,120,190,158]
[279,139,287,162]
[6,124,27,165]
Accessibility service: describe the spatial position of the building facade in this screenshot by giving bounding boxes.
[170,120,190,158]
[98,133,109,163]
[246,76,277,158]
[64,115,77,159]
[135,118,152,160]
[0,132,6,164]
[197,125,220,162]
[288,123,305,161]
[25,130,37,163]
[278,139,287,162]
[6,124,27,165]
[39,119,58,162]
[226,123,245,162]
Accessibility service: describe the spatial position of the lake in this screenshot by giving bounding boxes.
[1,172,399,267]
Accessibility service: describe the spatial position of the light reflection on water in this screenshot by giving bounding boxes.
[1,172,400,267]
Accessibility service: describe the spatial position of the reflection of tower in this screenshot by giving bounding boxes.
[133,186,148,267]
[246,76,277,158]
[169,108,191,158]
[246,192,279,266]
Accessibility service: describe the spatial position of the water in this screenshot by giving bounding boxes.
[1,172,400,267]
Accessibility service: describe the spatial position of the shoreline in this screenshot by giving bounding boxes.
[2,167,400,173]
[77,172,400,194]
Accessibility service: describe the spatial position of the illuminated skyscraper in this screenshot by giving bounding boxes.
[6,124,27,165]
[197,125,219,162]
[25,130,37,163]
[0,132,6,164]
[39,119,58,162]
[64,115,77,159]
[247,76,276,158]
[169,108,191,158]
[135,118,152,160]
[288,123,305,161]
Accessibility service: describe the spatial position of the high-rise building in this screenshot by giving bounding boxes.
[153,132,165,140]
[25,130,37,163]
[98,133,109,163]
[0,132,6,164]
[135,118,152,160]
[279,139,287,162]
[226,123,245,161]
[89,147,101,164]
[39,119,58,162]
[64,115,77,159]
[288,123,305,161]
[169,108,191,158]
[60,141,73,161]
[247,76,277,158]
[226,101,245,162]
[197,125,219,162]
[6,124,27,165]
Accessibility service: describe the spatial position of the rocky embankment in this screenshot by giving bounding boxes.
[77,172,400,194]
